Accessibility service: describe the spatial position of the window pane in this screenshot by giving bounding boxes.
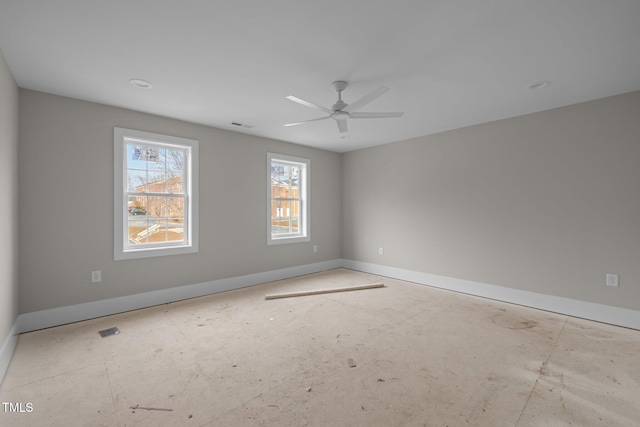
[128,195,138,213]
[126,190,184,246]
[126,144,187,194]
[166,176,183,194]
[166,149,185,172]
[128,219,185,244]
[128,217,152,243]
[272,183,300,200]
[147,196,167,218]
[167,196,184,219]
[167,219,185,242]
[148,220,168,243]
[127,195,146,216]
[148,148,166,171]
[127,169,147,192]
[145,172,165,192]
[271,200,299,235]
[289,200,300,221]
[167,150,185,193]
[127,143,152,169]
[271,162,300,199]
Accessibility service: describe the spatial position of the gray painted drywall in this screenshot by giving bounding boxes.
[15,87,640,316]
[18,90,342,313]
[0,50,19,345]
[343,91,640,311]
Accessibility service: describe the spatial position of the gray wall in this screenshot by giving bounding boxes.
[18,90,342,313]
[15,87,640,316]
[343,91,640,311]
[0,50,19,344]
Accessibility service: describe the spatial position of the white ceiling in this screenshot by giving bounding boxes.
[1,1,639,152]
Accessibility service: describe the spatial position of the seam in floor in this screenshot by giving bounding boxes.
[514,316,568,426]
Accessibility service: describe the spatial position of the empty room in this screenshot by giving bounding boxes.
[1,1,639,426]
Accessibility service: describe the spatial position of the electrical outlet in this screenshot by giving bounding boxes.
[605,273,619,288]
[313,245,318,253]
[378,247,384,255]
[91,270,102,283]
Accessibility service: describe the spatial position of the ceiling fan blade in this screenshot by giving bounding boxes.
[336,119,348,133]
[343,86,389,112]
[349,112,404,119]
[286,96,333,114]
[284,116,331,127]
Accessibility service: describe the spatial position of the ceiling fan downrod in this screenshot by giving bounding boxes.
[331,81,348,112]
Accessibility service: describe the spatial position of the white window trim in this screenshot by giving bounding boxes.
[114,127,199,260]
[267,152,310,245]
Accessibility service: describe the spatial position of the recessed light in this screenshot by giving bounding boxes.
[340,135,350,140]
[129,78,153,89]
[529,81,551,90]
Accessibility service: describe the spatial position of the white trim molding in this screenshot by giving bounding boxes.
[15,259,640,334]
[341,259,640,331]
[0,320,19,383]
[16,260,342,334]
[4,258,639,385]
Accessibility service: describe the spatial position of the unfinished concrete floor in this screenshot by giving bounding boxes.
[1,268,639,426]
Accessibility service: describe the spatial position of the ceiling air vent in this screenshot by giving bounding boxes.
[231,122,254,129]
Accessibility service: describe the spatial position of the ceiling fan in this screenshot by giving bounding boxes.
[284,81,404,133]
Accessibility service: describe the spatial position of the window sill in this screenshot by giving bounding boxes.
[115,244,198,260]
[267,235,311,246]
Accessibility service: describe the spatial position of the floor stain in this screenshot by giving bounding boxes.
[510,320,538,330]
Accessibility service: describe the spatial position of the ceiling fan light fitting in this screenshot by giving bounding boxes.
[333,111,350,120]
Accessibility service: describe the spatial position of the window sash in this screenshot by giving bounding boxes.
[115,127,198,260]
[123,141,189,250]
[124,193,188,249]
[267,153,309,245]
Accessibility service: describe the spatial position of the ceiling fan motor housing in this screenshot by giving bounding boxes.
[332,100,348,111]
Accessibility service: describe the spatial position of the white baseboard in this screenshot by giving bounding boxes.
[0,320,19,384]
[16,259,342,334]
[342,259,640,330]
[14,259,640,334]
[4,258,639,385]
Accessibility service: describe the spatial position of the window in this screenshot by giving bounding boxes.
[267,153,309,245]
[114,127,198,260]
